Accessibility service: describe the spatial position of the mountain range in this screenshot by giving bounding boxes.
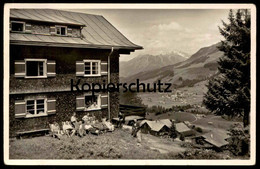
[120,42,223,88]
[119,51,189,78]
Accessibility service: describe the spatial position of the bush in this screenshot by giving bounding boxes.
[175,149,229,159]
[147,105,167,115]
[227,123,250,156]
[180,134,185,141]
[195,127,203,133]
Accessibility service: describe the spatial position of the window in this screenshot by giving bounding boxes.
[26,98,47,117]
[15,98,56,118]
[56,25,67,36]
[84,94,101,111]
[25,59,47,78]
[11,21,25,32]
[84,60,101,76]
[76,94,107,111]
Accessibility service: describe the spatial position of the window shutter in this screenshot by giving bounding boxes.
[47,99,56,115]
[101,61,108,76]
[50,26,56,35]
[9,22,12,31]
[67,28,72,36]
[14,60,26,78]
[25,23,32,33]
[76,61,84,76]
[101,94,108,108]
[15,100,26,118]
[47,60,56,77]
[76,96,85,111]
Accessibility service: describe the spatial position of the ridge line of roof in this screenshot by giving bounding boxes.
[84,13,124,47]
[94,15,134,47]
[58,9,103,17]
[77,12,112,46]
[60,10,107,46]
[56,10,86,26]
[102,16,143,49]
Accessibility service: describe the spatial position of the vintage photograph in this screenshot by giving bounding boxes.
[3,3,256,165]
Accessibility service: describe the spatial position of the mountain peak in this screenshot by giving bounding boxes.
[120,51,188,77]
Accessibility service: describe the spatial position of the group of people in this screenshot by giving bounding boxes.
[49,112,142,144]
[49,112,115,139]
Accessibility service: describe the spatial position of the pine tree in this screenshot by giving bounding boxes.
[203,9,251,127]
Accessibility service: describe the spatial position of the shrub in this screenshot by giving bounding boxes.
[195,127,203,133]
[227,123,250,156]
[180,134,185,141]
[175,149,228,159]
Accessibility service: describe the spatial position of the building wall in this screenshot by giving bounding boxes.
[10,45,111,75]
[10,45,120,93]
[9,45,120,137]
[9,91,109,137]
[11,19,81,37]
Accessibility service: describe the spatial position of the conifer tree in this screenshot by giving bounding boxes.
[203,9,251,127]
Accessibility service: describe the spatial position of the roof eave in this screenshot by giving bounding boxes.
[10,40,142,50]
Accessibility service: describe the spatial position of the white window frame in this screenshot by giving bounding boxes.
[55,25,67,36]
[25,97,48,118]
[83,60,101,77]
[84,93,101,111]
[24,58,47,78]
[10,21,25,32]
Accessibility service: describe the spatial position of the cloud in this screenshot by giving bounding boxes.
[121,20,223,60]
[152,21,182,31]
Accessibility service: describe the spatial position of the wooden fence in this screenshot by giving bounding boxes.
[119,104,146,117]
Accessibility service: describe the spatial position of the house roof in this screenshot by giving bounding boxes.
[11,9,85,26]
[202,130,229,148]
[10,9,143,50]
[140,119,172,132]
[124,116,145,122]
[175,123,191,133]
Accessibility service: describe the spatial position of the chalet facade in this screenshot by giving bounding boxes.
[9,9,142,137]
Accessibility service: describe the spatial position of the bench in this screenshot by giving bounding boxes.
[16,128,49,139]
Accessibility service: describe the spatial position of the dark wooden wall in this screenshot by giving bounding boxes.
[9,45,120,137]
[10,45,112,74]
[10,45,119,93]
[9,91,109,137]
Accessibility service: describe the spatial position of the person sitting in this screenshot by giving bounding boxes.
[62,121,73,137]
[82,113,90,123]
[102,118,115,132]
[71,121,80,137]
[78,121,85,137]
[49,122,61,140]
[83,116,93,134]
[89,115,96,125]
[92,119,105,132]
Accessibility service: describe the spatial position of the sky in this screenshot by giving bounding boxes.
[69,9,230,61]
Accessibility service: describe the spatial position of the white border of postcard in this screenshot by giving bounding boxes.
[3,3,256,166]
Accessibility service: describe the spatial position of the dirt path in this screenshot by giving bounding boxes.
[141,134,186,154]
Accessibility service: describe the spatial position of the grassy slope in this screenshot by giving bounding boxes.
[10,129,183,159]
